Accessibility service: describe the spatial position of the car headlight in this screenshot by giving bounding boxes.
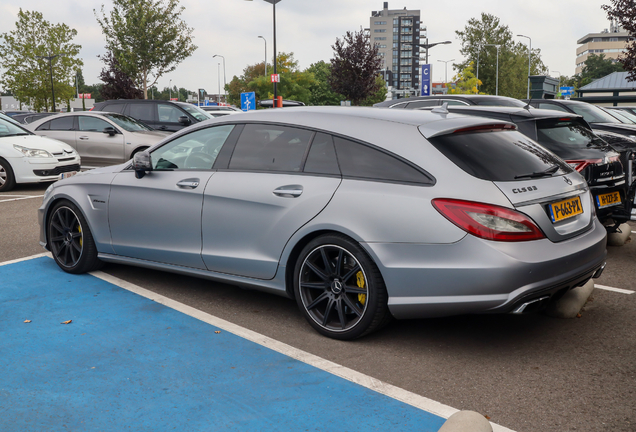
[13,144,53,158]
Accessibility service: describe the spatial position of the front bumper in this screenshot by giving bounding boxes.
[363,217,607,320]
[10,155,80,184]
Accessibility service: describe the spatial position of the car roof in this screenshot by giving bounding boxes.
[426,105,584,121]
[374,94,524,108]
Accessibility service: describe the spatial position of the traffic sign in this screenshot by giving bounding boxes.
[241,92,256,111]
[271,74,280,83]
[560,86,575,96]
[421,64,431,96]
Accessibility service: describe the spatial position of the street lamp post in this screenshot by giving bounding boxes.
[36,54,59,112]
[417,39,451,65]
[517,34,532,99]
[169,79,172,100]
[258,36,267,76]
[246,0,281,106]
[484,44,500,95]
[213,54,226,102]
[437,59,455,85]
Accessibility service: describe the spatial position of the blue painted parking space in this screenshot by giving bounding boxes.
[0,257,446,431]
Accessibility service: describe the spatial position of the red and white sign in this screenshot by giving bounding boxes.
[78,93,91,99]
[271,74,280,83]
[170,98,178,101]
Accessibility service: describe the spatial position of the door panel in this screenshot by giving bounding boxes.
[74,131,125,166]
[201,172,341,279]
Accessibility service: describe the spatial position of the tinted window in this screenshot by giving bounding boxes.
[151,125,235,170]
[405,100,439,108]
[158,104,185,123]
[536,118,604,151]
[303,133,340,175]
[42,116,75,131]
[229,124,314,172]
[129,104,155,122]
[101,103,126,114]
[334,137,433,184]
[78,116,112,132]
[428,130,571,181]
[538,103,569,113]
[442,100,470,106]
[568,103,621,124]
[474,98,526,107]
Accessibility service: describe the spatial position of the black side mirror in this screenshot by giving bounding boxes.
[103,126,117,136]
[132,151,152,179]
[178,116,191,125]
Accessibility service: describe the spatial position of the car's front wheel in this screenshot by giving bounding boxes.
[293,234,391,340]
[48,200,103,274]
[0,158,16,192]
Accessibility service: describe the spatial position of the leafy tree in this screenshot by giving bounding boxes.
[226,62,269,106]
[0,9,83,112]
[99,51,143,100]
[330,29,382,105]
[95,0,197,99]
[455,13,547,98]
[447,63,482,94]
[306,61,344,106]
[581,53,624,86]
[603,1,636,81]
[360,75,388,106]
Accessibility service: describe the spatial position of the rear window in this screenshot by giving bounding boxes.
[536,118,605,151]
[428,130,571,181]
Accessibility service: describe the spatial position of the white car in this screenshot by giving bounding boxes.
[0,116,80,192]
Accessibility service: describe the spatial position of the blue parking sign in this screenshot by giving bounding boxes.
[241,92,256,111]
[421,64,431,96]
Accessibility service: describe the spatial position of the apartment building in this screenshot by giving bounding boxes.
[576,21,630,75]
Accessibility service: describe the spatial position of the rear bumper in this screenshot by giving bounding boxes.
[362,218,607,320]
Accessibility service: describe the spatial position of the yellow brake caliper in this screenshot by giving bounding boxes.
[356,271,366,305]
[78,224,83,247]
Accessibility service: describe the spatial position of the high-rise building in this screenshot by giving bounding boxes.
[370,2,422,98]
[575,21,630,75]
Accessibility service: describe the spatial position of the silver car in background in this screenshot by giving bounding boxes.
[37,107,607,339]
[26,111,171,168]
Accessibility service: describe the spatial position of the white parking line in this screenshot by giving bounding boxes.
[0,194,43,203]
[595,284,635,295]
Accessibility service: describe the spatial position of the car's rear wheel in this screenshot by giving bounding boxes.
[0,158,16,192]
[48,200,102,274]
[293,234,391,340]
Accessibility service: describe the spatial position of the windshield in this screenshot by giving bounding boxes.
[606,108,636,124]
[568,103,622,124]
[178,103,212,122]
[0,117,32,137]
[536,118,606,151]
[105,113,153,131]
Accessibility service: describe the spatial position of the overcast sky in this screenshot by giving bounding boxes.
[0,0,614,96]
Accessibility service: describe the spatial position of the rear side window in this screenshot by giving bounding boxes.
[303,133,340,175]
[333,137,434,185]
[536,118,603,151]
[428,130,571,181]
[36,116,74,131]
[229,124,314,172]
[101,103,126,114]
[129,104,155,122]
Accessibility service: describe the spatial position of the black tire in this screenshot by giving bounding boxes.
[48,200,103,274]
[0,158,16,192]
[293,234,391,340]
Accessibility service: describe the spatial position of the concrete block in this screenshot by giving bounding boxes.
[438,411,493,432]
[543,279,594,319]
[607,223,632,247]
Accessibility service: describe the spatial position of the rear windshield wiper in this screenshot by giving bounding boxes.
[514,165,560,180]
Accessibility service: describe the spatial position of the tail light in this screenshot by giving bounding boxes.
[566,155,620,172]
[432,199,545,242]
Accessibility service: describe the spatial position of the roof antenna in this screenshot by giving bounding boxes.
[432,102,449,115]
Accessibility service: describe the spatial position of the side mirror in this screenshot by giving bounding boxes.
[132,150,152,179]
[178,116,191,126]
[103,126,117,136]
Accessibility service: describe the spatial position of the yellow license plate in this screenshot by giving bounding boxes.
[596,191,621,209]
[549,196,583,223]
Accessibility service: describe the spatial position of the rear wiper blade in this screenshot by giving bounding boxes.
[514,165,560,179]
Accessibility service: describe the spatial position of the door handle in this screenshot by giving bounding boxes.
[177,178,200,189]
[273,185,303,198]
[79,136,89,140]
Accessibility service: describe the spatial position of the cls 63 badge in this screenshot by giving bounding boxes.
[512,186,538,194]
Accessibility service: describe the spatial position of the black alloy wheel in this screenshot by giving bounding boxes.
[48,200,102,274]
[294,234,391,340]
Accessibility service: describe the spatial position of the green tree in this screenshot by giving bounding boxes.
[95,0,197,99]
[226,62,269,106]
[306,61,344,106]
[448,63,482,94]
[330,29,382,105]
[455,13,547,98]
[0,9,83,112]
[360,75,388,106]
[603,1,636,81]
[580,53,624,86]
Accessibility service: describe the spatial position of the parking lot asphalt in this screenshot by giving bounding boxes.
[1,184,635,432]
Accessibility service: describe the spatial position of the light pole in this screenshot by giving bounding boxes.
[517,34,532,99]
[36,54,59,112]
[417,39,451,65]
[437,59,454,85]
[258,36,267,76]
[169,79,172,100]
[213,54,226,102]
[484,44,500,95]
[246,0,281,106]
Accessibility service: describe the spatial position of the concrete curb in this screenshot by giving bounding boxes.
[543,279,594,319]
[607,223,632,247]
[438,410,493,432]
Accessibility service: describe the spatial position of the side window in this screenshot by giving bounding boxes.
[158,104,186,123]
[45,116,75,131]
[35,120,51,131]
[229,124,314,172]
[333,137,433,185]
[404,100,439,109]
[78,116,113,132]
[150,125,235,170]
[101,103,126,114]
[129,104,155,122]
[303,133,340,175]
[443,100,470,106]
[539,103,569,113]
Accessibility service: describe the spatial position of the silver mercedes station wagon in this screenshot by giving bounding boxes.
[38,106,607,339]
